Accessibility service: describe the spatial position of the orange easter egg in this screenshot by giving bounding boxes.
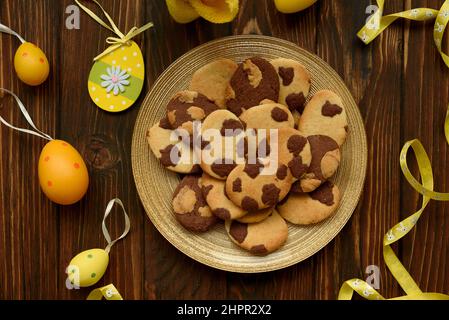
[38,140,89,205]
[14,42,49,86]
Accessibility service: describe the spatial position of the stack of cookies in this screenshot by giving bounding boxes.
[147,56,348,256]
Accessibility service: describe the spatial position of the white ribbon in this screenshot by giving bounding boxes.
[102,198,130,253]
[0,88,53,141]
[0,23,25,43]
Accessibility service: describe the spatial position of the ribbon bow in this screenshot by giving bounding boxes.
[75,0,153,61]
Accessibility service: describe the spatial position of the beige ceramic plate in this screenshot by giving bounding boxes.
[132,35,367,273]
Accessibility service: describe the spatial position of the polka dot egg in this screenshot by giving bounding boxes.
[68,248,109,287]
[38,140,89,205]
[14,42,49,86]
[88,41,145,112]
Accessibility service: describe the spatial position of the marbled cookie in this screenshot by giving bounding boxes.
[292,135,340,193]
[239,103,295,130]
[166,90,220,135]
[226,57,280,116]
[277,128,312,180]
[198,110,246,179]
[172,175,218,232]
[201,173,247,220]
[298,90,348,146]
[147,118,200,174]
[278,181,340,225]
[225,161,292,211]
[271,58,311,113]
[225,210,288,255]
[189,58,238,108]
[236,207,273,224]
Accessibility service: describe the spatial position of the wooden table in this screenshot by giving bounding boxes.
[1,0,448,300]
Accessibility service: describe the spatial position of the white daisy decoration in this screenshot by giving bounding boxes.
[352,279,361,287]
[105,288,117,298]
[396,222,408,233]
[410,9,420,18]
[363,287,373,297]
[361,31,370,43]
[426,11,435,18]
[435,22,444,33]
[439,10,449,19]
[386,230,395,241]
[100,66,130,96]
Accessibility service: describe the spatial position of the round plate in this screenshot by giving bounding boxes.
[132,35,367,273]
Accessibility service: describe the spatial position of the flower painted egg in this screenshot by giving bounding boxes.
[14,42,49,86]
[38,140,89,205]
[68,248,109,287]
[88,41,145,112]
[274,0,318,13]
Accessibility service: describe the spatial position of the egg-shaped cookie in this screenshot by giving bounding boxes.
[225,161,293,211]
[236,207,273,224]
[298,90,348,146]
[147,118,200,174]
[278,181,340,225]
[226,57,280,116]
[225,210,288,255]
[172,175,218,232]
[270,58,311,113]
[201,173,247,220]
[239,103,295,130]
[198,110,246,180]
[166,90,220,135]
[291,135,340,193]
[189,58,238,108]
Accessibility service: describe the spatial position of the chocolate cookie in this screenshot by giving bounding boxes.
[201,173,247,220]
[198,110,246,180]
[225,210,288,255]
[277,181,340,225]
[292,135,340,193]
[166,90,220,135]
[172,175,218,232]
[277,128,312,180]
[239,103,295,130]
[147,118,200,174]
[225,161,293,211]
[271,58,311,113]
[189,58,238,108]
[236,207,273,224]
[226,57,280,116]
[298,90,348,146]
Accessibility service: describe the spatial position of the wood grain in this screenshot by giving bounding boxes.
[0,0,448,300]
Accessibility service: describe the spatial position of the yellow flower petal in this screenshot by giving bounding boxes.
[189,0,239,24]
[166,0,200,24]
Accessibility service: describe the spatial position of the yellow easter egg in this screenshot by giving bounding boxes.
[274,0,318,13]
[68,249,109,287]
[88,41,144,112]
[166,0,200,23]
[38,140,89,205]
[14,42,49,86]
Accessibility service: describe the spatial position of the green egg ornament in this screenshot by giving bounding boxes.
[75,0,153,113]
[88,41,145,112]
[66,198,130,288]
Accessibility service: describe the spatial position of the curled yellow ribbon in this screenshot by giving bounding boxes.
[338,106,449,300]
[358,0,449,68]
[87,284,123,300]
[75,0,153,61]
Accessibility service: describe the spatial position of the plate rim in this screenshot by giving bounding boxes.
[132,34,368,273]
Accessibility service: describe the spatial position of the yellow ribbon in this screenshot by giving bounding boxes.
[338,106,449,300]
[74,0,153,61]
[87,284,123,300]
[358,0,449,68]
